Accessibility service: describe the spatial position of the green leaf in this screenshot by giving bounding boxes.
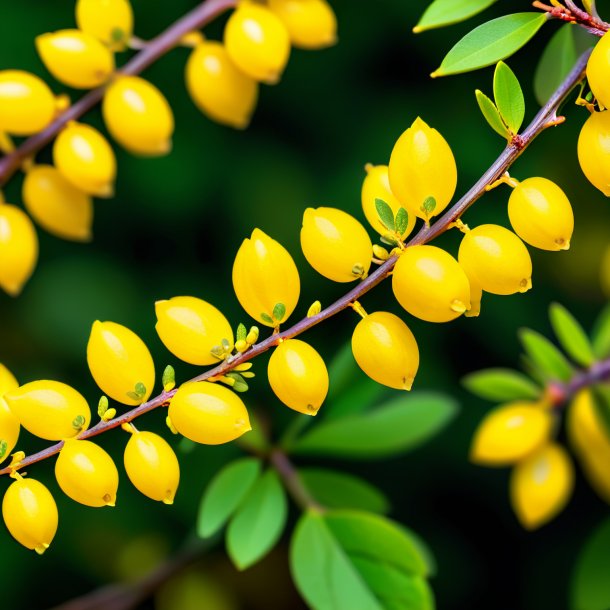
[97,395,109,417]
[462,368,540,401]
[493,61,524,133]
[0,440,7,461]
[72,414,86,431]
[375,198,395,231]
[549,302,595,367]
[591,303,610,359]
[326,375,386,421]
[421,197,436,215]
[162,365,175,389]
[197,457,261,538]
[414,0,498,33]
[395,207,409,237]
[236,323,247,342]
[293,392,457,458]
[226,470,288,570]
[518,328,573,382]
[261,312,274,325]
[432,13,547,77]
[135,382,147,397]
[273,302,286,322]
[475,90,510,138]
[299,468,390,514]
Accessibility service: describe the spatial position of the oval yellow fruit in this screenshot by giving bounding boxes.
[268,0,337,49]
[578,110,610,196]
[586,31,610,110]
[75,0,134,51]
[0,363,20,462]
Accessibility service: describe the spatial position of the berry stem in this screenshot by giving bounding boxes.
[548,358,610,408]
[269,449,323,512]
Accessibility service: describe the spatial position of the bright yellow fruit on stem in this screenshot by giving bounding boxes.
[388,117,457,223]
[36,29,114,89]
[0,204,38,297]
[185,41,259,130]
[124,430,180,504]
[2,477,58,554]
[55,439,119,507]
[267,339,329,415]
[232,228,300,327]
[586,31,610,110]
[577,110,610,196]
[0,364,20,462]
[4,380,91,441]
[351,311,419,390]
[361,164,416,240]
[392,245,470,323]
[507,177,573,251]
[75,0,133,51]
[22,165,93,242]
[102,76,174,156]
[0,70,56,136]
[301,207,372,282]
[458,224,532,295]
[224,2,291,85]
[470,402,552,466]
[267,0,337,50]
[168,381,251,445]
[87,320,155,406]
[155,296,234,366]
[53,122,116,197]
[510,442,574,530]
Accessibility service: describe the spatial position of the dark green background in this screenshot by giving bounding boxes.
[1,1,610,608]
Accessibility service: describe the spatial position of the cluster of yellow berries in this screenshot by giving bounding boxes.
[0,0,337,297]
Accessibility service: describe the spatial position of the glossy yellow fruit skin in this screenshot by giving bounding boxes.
[470,402,552,466]
[156,297,234,366]
[388,117,457,222]
[578,110,610,196]
[301,207,372,283]
[586,31,610,110]
[464,276,482,318]
[392,245,470,323]
[510,443,574,530]
[0,364,20,462]
[102,76,174,156]
[22,165,93,242]
[55,438,119,507]
[75,0,133,51]
[0,204,39,297]
[87,320,155,406]
[508,177,573,251]
[36,29,114,89]
[2,478,58,554]
[267,339,329,415]
[224,2,291,84]
[168,381,251,445]
[361,164,416,240]
[0,70,56,136]
[267,0,337,49]
[458,224,532,295]
[185,41,259,129]
[232,228,300,327]
[124,431,180,504]
[4,380,91,441]
[352,311,419,390]
[53,122,116,197]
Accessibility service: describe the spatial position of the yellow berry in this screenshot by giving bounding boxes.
[55,438,119,507]
[392,245,470,323]
[388,117,457,222]
[0,204,38,297]
[586,31,610,110]
[0,70,56,136]
[578,110,610,196]
[36,29,115,89]
[361,164,416,240]
[458,224,532,295]
[185,41,259,129]
[102,76,174,156]
[301,207,372,282]
[168,381,251,445]
[470,402,552,466]
[508,177,573,251]
[53,122,116,197]
[4,380,91,441]
[232,228,300,327]
[510,443,574,530]
[0,364,20,462]
[267,339,329,415]
[75,0,133,51]
[2,477,58,554]
[123,430,180,504]
[87,320,155,406]
[22,165,93,242]
[267,0,337,49]
[224,2,291,84]
[351,311,419,390]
